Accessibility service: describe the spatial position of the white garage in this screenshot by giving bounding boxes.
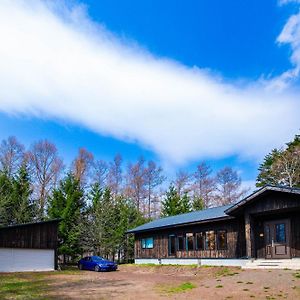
[0,248,55,272]
[0,220,59,272]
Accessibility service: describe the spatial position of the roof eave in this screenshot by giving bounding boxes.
[127,215,234,234]
[225,185,300,215]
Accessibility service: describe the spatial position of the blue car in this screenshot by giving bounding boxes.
[78,256,118,272]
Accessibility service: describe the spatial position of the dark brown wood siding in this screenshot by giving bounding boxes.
[135,218,246,259]
[240,192,300,259]
[254,212,300,259]
[0,221,59,250]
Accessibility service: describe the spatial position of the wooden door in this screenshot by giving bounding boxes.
[264,219,291,259]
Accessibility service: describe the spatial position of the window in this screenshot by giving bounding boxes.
[275,223,286,243]
[205,231,216,250]
[141,237,154,249]
[265,225,271,244]
[217,230,227,250]
[196,232,204,250]
[186,233,195,251]
[177,235,185,251]
[169,235,176,256]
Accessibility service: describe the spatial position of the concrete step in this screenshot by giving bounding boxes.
[242,259,300,270]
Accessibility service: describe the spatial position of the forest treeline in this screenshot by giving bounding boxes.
[0,134,299,262]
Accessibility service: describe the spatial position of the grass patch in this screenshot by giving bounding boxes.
[0,273,53,300]
[215,267,239,277]
[246,281,254,284]
[158,282,196,294]
[294,272,300,279]
[215,285,223,288]
[0,269,83,300]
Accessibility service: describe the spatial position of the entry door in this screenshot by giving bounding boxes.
[264,219,291,259]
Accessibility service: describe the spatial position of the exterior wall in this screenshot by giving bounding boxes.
[133,191,300,262]
[0,221,58,250]
[0,220,59,271]
[291,214,300,257]
[254,213,300,258]
[135,218,246,259]
[0,248,55,272]
[239,193,300,259]
[135,258,248,267]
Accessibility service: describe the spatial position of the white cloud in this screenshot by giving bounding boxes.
[279,0,300,5]
[0,0,299,165]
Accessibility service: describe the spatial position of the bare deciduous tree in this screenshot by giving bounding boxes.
[0,136,24,177]
[192,162,216,208]
[173,170,192,197]
[144,160,165,218]
[72,148,94,184]
[272,145,300,187]
[93,160,108,188]
[28,140,63,218]
[125,157,147,213]
[107,154,123,196]
[215,167,246,206]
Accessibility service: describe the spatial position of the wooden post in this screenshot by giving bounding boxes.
[245,213,253,258]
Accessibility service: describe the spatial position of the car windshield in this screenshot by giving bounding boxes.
[92,256,104,262]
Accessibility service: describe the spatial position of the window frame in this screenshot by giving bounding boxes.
[168,234,176,256]
[141,237,154,249]
[177,235,185,251]
[186,233,195,251]
[205,230,216,250]
[216,229,227,250]
[195,232,205,250]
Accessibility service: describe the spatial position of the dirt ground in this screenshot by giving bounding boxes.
[1,265,300,300]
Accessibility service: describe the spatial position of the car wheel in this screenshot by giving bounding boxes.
[78,264,83,270]
[94,265,100,272]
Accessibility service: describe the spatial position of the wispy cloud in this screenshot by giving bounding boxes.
[0,0,299,165]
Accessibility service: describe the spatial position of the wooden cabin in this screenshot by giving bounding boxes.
[0,220,59,272]
[128,185,300,267]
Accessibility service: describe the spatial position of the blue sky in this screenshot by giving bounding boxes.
[1,0,300,188]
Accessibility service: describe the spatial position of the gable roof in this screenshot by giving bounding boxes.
[127,204,232,233]
[225,185,300,214]
[128,185,300,234]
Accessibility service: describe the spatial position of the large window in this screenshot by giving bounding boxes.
[169,235,176,256]
[275,223,286,243]
[196,232,204,250]
[205,231,216,250]
[217,230,227,250]
[141,237,154,249]
[186,233,195,251]
[177,235,185,251]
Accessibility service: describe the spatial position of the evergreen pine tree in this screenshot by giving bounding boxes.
[161,186,191,217]
[181,192,191,213]
[48,173,85,262]
[12,164,34,224]
[0,171,14,226]
[192,195,205,211]
[256,149,281,187]
[256,134,300,188]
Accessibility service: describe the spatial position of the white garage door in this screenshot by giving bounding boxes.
[0,248,55,272]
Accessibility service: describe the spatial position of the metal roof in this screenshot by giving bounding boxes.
[0,219,61,230]
[128,185,300,234]
[127,204,232,233]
